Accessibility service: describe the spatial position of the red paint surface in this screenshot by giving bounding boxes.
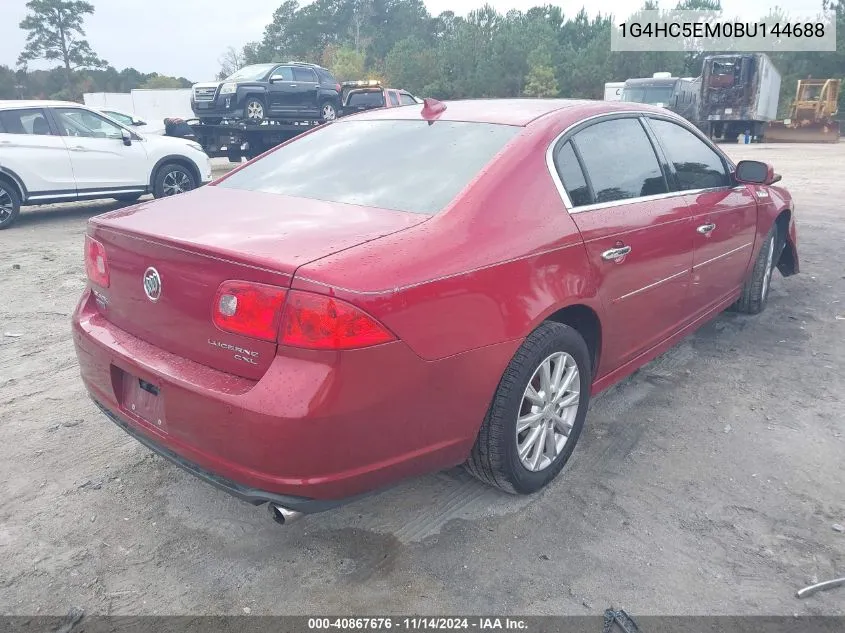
[73,100,798,502]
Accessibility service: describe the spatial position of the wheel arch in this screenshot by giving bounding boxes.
[774,207,797,276]
[0,167,27,202]
[150,155,201,190]
[542,303,603,379]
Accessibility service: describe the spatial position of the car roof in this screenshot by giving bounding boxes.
[0,99,86,110]
[341,98,667,127]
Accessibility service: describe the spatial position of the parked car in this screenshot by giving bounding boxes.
[98,108,165,135]
[72,99,798,524]
[190,62,342,125]
[0,100,212,229]
[340,80,422,115]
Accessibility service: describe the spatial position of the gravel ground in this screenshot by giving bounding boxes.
[0,146,843,616]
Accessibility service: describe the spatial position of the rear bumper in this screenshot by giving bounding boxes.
[72,290,517,505]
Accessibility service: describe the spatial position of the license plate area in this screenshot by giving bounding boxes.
[116,368,166,431]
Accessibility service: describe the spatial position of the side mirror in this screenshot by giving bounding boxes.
[269,75,285,83]
[134,119,147,127]
[121,128,132,146]
[735,159,778,185]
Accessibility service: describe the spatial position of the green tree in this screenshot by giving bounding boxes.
[326,46,366,80]
[17,0,106,89]
[140,75,185,89]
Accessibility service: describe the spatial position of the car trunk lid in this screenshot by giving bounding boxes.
[88,187,427,380]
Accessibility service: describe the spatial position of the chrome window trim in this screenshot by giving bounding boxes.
[545,110,735,214]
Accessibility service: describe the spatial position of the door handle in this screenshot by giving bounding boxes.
[697,223,716,234]
[289,84,298,88]
[69,145,86,152]
[601,245,632,261]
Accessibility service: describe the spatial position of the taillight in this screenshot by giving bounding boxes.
[85,235,109,287]
[279,290,395,350]
[335,83,341,93]
[212,281,287,342]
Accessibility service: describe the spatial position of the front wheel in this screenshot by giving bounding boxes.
[465,322,591,494]
[244,97,266,124]
[153,163,196,198]
[0,181,22,230]
[320,101,337,122]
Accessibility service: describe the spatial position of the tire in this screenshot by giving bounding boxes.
[153,163,197,198]
[465,322,591,494]
[733,224,778,315]
[244,97,266,124]
[0,181,22,230]
[113,193,142,203]
[319,100,337,122]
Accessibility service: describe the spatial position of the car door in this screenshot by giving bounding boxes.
[552,116,695,371]
[645,117,758,315]
[267,66,297,114]
[291,67,320,112]
[51,107,149,192]
[0,107,76,199]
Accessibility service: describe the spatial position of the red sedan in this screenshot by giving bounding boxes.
[72,99,799,524]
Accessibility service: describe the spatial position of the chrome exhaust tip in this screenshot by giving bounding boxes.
[268,503,304,525]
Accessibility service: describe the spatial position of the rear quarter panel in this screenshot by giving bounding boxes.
[292,115,599,361]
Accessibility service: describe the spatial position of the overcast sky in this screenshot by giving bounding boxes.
[0,0,821,81]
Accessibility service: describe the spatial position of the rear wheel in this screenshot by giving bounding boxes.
[733,225,778,314]
[153,163,196,198]
[320,101,337,122]
[465,322,591,494]
[244,97,266,124]
[0,181,21,230]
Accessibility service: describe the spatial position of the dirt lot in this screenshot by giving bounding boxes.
[1,145,843,617]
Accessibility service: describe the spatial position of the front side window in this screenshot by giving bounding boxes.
[0,108,52,135]
[399,93,417,106]
[573,118,668,203]
[270,66,294,82]
[54,108,124,139]
[217,120,520,215]
[648,119,729,190]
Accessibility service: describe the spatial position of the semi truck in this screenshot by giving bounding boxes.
[699,53,781,142]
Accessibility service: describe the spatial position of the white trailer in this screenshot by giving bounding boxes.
[603,82,625,101]
[84,89,193,127]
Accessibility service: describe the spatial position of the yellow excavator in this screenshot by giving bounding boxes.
[765,78,841,143]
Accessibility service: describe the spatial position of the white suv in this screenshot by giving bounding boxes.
[0,100,212,229]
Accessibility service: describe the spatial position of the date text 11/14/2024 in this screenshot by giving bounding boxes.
[307,618,529,630]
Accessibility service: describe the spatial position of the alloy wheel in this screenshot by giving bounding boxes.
[516,351,580,472]
[162,170,191,196]
[322,103,336,121]
[247,101,264,121]
[0,188,12,222]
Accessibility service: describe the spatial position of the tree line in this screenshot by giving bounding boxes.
[228,0,845,115]
[2,0,843,117]
[0,0,192,101]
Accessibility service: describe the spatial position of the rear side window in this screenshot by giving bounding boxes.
[400,93,417,106]
[0,108,52,135]
[554,142,591,207]
[292,67,317,82]
[217,120,519,215]
[647,118,729,190]
[388,91,400,106]
[316,69,337,84]
[346,91,385,107]
[573,118,667,203]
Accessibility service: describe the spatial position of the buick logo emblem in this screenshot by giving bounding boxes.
[143,267,162,302]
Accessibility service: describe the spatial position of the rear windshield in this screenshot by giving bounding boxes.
[346,90,385,107]
[217,120,520,214]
